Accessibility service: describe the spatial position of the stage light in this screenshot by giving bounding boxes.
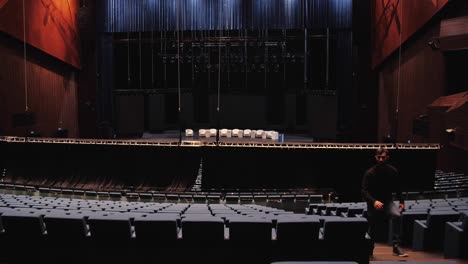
[445,128,456,133]
[29,130,40,137]
[428,38,440,50]
[56,127,68,138]
[445,128,456,141]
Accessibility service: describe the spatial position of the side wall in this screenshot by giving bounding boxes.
[0,34,79,137]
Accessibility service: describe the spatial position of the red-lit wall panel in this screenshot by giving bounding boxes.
[0,41,79,137]
[372,0,448,68]
[0,0,80,68]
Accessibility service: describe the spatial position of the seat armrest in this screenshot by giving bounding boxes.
[446,221,463,232]
[412,220,429,251]
[414,219,428,229]
[444,222,464,258]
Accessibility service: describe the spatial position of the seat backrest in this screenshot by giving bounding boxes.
[134,214,179,242]
[426,211,460,228]
[346,208,364,217]
[1,210,44,239]
[43,212,86,239]
[323,218,368,242]
[181,216,224,241]
[335,206,349,215]
[276,218,320,242]
[86,213,132,241]
[229,218,272,242]
[459,211,468,229]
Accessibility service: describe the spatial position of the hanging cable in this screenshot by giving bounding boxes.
[395,0,403,142]
[216,0,222,145]
[139,30,142,90]
[217,1,221,114]
[176,0,182,144]
[127,31,131,88]
[177,0,181,114]
[22,0,28,112]
[326,27,329,89]
[151,7,154,88]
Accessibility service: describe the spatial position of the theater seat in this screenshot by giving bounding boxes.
[443,211,468,258]
[86,213,132,244]
[1,210,45,262]
[275,217,321,259]
[228,217,272,241]
[394,210,428,246]
[271,262,358,264]
[42,212,87,262]
[133,214,179,244]
[181,216,225,242]
[181,216,226,263]
[412,210,460,251]
[228,218,273,263]
[321,218,369,263]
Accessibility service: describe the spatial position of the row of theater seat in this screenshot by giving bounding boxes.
[0,193,369,264]
[186,128,280,140]
[434,170,468,194]
[306,198,468,259]
[272,262,457,264]
[2,192,467,262]
[0,184,323,203]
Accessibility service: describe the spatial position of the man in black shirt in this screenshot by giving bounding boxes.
[362,147,408,258]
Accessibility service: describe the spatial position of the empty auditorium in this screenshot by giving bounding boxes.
[1,0,468,263]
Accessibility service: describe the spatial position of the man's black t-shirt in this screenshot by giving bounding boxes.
[362,163,403,207]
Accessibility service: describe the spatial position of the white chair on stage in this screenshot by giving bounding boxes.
[255,130,265,138]
[243,129,252,138]
[232,129,243,138]
[209,129,217,137]
[185,129,194,137]
[250,130,256,138]
[266,131,279,141]
[220,129,229,137]
[198,129,207,138]
[271,131,279,141]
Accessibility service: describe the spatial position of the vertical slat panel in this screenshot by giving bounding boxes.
[328,0,352,29]
[0,39,79,137]
[102,0,353,32]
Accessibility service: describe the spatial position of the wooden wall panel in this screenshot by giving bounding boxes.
[0,37,78,137]
[372,0,449,68]
[377,22,446,143]
[0,0,81,68]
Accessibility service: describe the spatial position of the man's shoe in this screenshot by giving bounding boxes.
[393,246,408,257]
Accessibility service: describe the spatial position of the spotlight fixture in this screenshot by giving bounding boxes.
[29,130,40,137]
[428,38,440,50]
[56,127,68,138]
[445,128,456,141]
